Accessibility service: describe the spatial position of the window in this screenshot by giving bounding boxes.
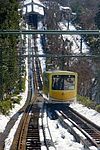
[52,75,75,90]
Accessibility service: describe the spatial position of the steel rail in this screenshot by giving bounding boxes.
[10,90,32,150]
[0,30,100,35]
[56,110,91,150]
[32,35,43,91]
[63,107,100,149]
[41,103,56,150]
[24,54,100,58]
[26,104,41,150]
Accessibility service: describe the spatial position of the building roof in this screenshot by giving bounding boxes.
[23,0,44,15]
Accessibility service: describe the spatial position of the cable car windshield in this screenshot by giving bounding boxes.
[52,75,75,90]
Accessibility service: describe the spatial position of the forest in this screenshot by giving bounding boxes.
[0,0,26,114]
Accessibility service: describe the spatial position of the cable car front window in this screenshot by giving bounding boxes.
[52,75,75,90]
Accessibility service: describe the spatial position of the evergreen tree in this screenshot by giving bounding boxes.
[92,5,100,103]
[0,0,20,100]
[95,5,100,29]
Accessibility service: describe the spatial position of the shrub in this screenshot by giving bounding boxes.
[11,95,21,104]
[0,95,22,115]
[0,99,13,115]
[95,105,100,113]
[77,95,95,109]
[13,85,20,94]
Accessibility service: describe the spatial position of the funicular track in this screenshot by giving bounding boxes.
[26,35,45,149]
[32,35,43,91]
[34,57,43,91]
[26,104,41,150]
[10,76,42,149]
[31,35,57,150]
[10,33,50,150]
[56,106,100,149]
[10,92,40,150]
[10,34,43,149]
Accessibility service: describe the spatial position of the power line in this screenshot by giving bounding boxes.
[0,30,100,35]
[23,54,100,58]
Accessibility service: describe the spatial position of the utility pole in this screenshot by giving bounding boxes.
[19,39,22,91]
[67,16,70,30]
[32,38,34,93]
[0,47,3,100]
[80,37,83,54]
[67,11,70,30]
[18,0,25,92]
[67,0,70,30]
[61,36,65,70]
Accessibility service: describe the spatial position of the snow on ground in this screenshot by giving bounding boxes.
[39,104,99,150]
[59,21,89,54]
[40,110,98,150]
[70,102,100,127]
[36,34,46,72]
[37,21,46,72]
[0,56,28,150]
[47,117,83,150]
[4,113,23,150]
[0,58,28,134]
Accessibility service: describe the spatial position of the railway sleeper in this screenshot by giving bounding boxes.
[27,138,40,141]
[26,146,41,148]
[26,138,40,141]
[27,127,39,130]
[30,118,38,120]
[28,125,38,129]
[96,141,100,144]
[28,129,39,132]
[29,121,38,124]
[26,144,41,147]
[26,145,41,148]
[27,131,39,134]
[30,115,39,118]
[26,144,41,148]
[91,136,100,141]
[27,134,39,137]
[26,139,40,143]
[85,130,100,137]
[26,147,41,150]
[27,130,39,133]
[89,133,100,137]
[26,141,41,145]
[28,128,38,130]
[28,127,39,130]
[29,120,38,123]
[27,137,40,140]
[27,128,39,132]
[27,134,39,136]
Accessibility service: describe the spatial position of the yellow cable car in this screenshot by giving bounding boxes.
[43,70,77,104]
